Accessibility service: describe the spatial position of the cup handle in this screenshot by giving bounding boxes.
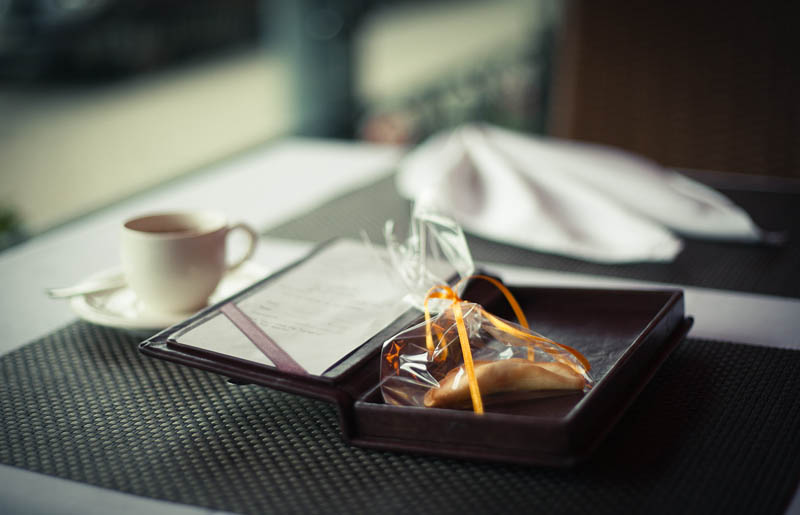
[226,222,258,271]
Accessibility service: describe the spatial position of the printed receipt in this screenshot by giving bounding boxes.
[170,239,409,376]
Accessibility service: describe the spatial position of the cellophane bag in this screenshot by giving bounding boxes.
[383,189,475,310]
[379,197,592,413]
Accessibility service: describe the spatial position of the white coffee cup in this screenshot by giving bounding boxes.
[121,211,257,313]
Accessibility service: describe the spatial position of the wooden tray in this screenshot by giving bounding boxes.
[140,245,691,467]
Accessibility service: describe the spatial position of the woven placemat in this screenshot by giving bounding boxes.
[265,175,800,298]
[1,321,799,515]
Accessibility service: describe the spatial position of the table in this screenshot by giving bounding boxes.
[1,139,799,514]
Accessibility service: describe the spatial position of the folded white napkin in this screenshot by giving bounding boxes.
[396,124,764,263]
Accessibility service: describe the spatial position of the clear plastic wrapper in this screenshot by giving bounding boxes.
[380,200,592,413]
[384,190,475,310]
[379,276,593,413]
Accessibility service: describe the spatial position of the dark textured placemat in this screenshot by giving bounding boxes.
[265,174,800,298]
[2,321,799,515]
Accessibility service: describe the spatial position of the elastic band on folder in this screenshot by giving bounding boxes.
[220,302,309,376]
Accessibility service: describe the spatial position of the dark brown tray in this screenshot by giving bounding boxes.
[140,245,691,467]
[351,285,691,466]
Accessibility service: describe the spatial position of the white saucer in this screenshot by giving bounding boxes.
[69,261,267,331]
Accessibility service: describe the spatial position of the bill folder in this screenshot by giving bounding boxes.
[140,239,692,467]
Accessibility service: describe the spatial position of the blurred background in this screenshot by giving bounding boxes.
[1,0,797,250]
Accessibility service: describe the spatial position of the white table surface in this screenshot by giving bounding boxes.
[1,138,798,514]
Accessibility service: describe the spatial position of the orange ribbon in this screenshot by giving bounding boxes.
[423,275,591,414]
